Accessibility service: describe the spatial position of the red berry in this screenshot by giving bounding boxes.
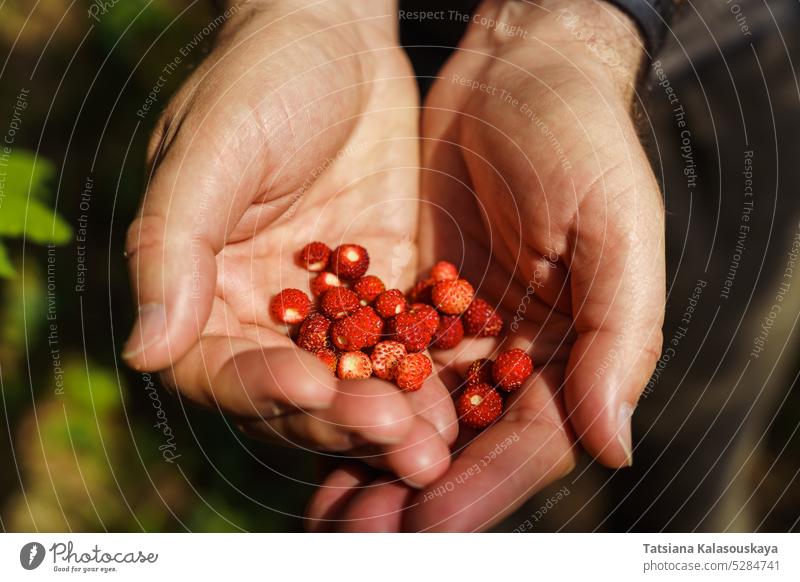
[353,275,385,305]
[395,353,432,392]
[408,278,434,304]
[331,244,369,280]
[430,260,459,282]
[296,313,331,352]
[492,348,533,392]
[349,306,384,348]
[410,303,440,335]
[431,279,474,315]
[310,271,342,297]
[386,311,433,353]
[320,287,360,320]
[431,315,464,350]
[456,383,503,429]
[374,289,408,319]
[299,242,330,272]
[337,351,372,380]
[370,340,407,381]
[463,298,503,337]
[270,288,311,324]
[465,358,493,386]
[330,318,359,351]
[315,348,338,374]
[330,307,383,351]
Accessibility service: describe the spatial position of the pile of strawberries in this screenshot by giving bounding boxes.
[269,241,533,429]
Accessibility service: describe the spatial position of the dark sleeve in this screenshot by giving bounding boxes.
[600,0,684,56]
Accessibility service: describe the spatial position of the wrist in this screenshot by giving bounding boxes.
[215,0,398,20]
[214,0,400,46]
[468,0,645,101]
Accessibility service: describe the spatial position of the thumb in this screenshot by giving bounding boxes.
[122,135,247,371]
[564,145,666,469]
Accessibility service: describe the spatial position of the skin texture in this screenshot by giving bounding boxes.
[306,0,665,531]
[122,0,457,489]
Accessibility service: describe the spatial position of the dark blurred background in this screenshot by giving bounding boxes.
[0,0,797,532]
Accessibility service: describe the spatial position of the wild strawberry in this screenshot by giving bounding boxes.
[431,279,474,315]
[456,383,503,429]
[310,271,342,297]
[408,278,434,304]
[331,244,369,280]
[353,275,385,305]
[349,306,384,348]
[330,307,383,351]
[337,351,372,380]
[299,242,330,272]
[431,315,464,350]
[270,288,311,324]
[410,303,440,335]
[296,313,331,352]
[315,348,338,374]
[492,348,533,392]
[320,287,360,320]
[386,311,433,353]
[395,353,432,392]
[430,260,459,282]
[370,340,407,381]
[463,298,503,337]
[374,289,408,319]
[330,318,359,351]
[465,358,493,386]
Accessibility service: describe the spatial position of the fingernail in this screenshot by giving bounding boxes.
[616,401,634,467]
[403,478,424,490]
[122,304,167,361]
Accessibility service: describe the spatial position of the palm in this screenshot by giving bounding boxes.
[207,66,424,386]
[307,33,663,531]
[413,46,583,531]
[130,7,457,467]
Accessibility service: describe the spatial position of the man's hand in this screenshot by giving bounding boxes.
[306,0,664,531]
[123,0,456,487]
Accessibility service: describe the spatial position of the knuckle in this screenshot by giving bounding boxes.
[125,214,166,260]
[640,330,665,371]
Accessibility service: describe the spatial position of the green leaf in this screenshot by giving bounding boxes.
[0,241,14,277]
[0,149,71,245]
[0,196,72,243]
[2,149,56,201]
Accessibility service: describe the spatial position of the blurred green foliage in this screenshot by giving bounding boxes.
[0,151,71,277]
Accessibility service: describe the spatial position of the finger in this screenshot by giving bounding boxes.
[378,418,451,488]
[122,118,257,371]
[321,378,417,444]
[402,365,459,446]
[565,138,665,468]
[333,477,416,533]
[164,327,337,415]
[313,417,451,499]
[305,463,377,532]
[237,415,358,452]
[404,365,577,532]
[241,378,417,451]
